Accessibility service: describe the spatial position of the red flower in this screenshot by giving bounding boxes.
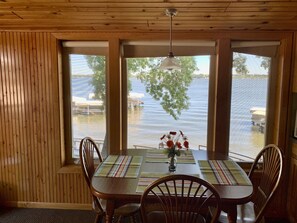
[183,141,189,149]
[166,140,174,148]
[160,130,190,156]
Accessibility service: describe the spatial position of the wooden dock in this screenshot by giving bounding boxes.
[250,107,266,133]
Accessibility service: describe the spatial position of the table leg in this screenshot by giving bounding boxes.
[227,205,237,223]
[105,200,115,223]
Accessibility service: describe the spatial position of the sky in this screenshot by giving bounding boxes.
[70,54,268,75]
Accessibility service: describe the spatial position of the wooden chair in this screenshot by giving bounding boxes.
[79,137,140,223]
[140,174,221,223]
[216,144,283,223]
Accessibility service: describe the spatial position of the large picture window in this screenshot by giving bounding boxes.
[125,56,210,149]
[59,39,284,164]
[122,41,215,150]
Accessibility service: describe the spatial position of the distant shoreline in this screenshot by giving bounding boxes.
[72,74,268,79]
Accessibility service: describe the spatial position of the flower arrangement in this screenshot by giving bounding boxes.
[159,130,189,158]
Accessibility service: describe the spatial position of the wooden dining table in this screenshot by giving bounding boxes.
[91,149,253,223]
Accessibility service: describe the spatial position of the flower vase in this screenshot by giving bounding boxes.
[168,155,177,172]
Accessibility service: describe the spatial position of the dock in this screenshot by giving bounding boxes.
[250,107,266,133]
[72,92,144,115]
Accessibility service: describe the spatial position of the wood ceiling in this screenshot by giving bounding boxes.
[1,1,297,32]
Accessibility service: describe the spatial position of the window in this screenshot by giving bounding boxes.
[61,41,108,164]
[59,38,286,164]
[229,41,280,160]
[122,41,215,150]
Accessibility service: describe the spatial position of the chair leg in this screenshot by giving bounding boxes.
[95,214,103,223]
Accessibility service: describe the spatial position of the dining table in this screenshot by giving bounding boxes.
[91,149,254,223]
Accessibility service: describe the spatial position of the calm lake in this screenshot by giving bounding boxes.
[72,76,267,158]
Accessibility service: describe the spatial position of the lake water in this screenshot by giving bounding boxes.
[72,76,267,158]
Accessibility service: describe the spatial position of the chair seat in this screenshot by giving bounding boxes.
[95,198,140,217]
[114,203,141,217]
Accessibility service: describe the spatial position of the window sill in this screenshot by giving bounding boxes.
[58,164,82,174]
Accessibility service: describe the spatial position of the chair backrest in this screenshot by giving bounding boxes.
[140,174,221,223]
[248,144,283,223]
[79,137,104,212]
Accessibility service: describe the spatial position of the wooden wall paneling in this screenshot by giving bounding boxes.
[21,32,29,202]
[2,32,9,200]
[43,32,51,202]
[13,32,23,202]
[0,33,3,199]
[293,33,297,93]
[268,35,294,219]
[23,32,35,203]
[29,32,39,202]
[5,31,16,201]
[13,31,22,201]
[0,32,7,200]
[38,32,47,202]
[17,32,26,202]
[0,31,93,207]
[50,32,60,203]
[288,155,297,223]
[46,33,56,203]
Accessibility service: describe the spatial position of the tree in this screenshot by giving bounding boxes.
[233,53,249,75]
[86,56,132,105]
[87,56,197,120]
[257,56,271,71]
[85,55,106,103]
[128,57,197,120]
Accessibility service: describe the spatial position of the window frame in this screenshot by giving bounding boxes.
[228,41,280,160]
[61,42,108,164]
[121,40,216,151]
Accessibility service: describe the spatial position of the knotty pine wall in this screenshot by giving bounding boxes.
[0,32,91,208]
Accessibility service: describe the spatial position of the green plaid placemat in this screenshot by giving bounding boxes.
[94,155,143,178]
[104,155,143,166]
[198,160,251,185]
[136,172,199,193]
[145,149,196,164]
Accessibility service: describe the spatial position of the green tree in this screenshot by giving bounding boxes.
[86,55,132,105]
[233,53,249,75]
[85,55,106,103]
[257,56,271,71]
[87,56,197,120]
[128,57,197,120]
